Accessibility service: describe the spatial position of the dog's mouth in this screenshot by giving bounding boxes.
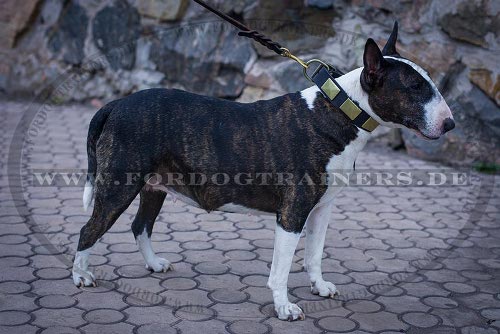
[413,129,440,140]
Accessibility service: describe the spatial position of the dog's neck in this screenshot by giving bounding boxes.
[301,67,391,128]
[300,67,380,151]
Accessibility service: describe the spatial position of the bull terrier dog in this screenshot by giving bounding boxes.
[73,22,454,320]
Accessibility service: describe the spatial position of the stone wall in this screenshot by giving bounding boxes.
[0,0,498,167]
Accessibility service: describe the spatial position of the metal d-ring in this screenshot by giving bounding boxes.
[303,59,332,82]
[278,47,333,83]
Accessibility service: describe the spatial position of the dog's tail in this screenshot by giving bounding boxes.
[83,101,117,211]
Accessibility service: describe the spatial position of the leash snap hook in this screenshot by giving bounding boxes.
[279,47,309,70]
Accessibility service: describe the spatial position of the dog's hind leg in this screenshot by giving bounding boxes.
[304,203,338,298]
[73,179,143,287]
[131,188,172,273]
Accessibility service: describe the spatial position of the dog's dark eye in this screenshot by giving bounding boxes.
[410,82,422,90]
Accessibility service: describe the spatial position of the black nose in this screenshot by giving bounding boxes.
[443,118,455,133]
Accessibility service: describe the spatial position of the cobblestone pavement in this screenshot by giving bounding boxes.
[0,100,499,334]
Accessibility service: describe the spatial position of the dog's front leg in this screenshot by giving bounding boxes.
[304,203,338,297]
[268,224,304,321]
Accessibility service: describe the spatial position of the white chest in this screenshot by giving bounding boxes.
[319,131,370,205]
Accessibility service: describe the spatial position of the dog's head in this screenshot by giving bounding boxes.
[361,22,454,139]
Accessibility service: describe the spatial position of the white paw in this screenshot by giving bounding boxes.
[145,257,173,273]
[311,279,338,298]
[275,302,305,321]
[72,266,96,287]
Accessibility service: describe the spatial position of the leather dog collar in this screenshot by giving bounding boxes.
[311,67,379,132]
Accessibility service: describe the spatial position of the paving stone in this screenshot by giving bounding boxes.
[0,256,30,268]
[460,326,497,334]
[228,260,269,276]
[0,244,31,257]
[252,239,274,249]
[209,289,249,303]
[0,293,38,312]
[456,293,500,310]
[264,316,323,333]
[0,281,31,294]
[365,249,396,260]
[351,310,407,332]
[228,320,270,334]
[291,286,326,301]
[37,294,77,309]
[174,319,228,333]
[180,240,213,250]
[32,308,85,328]
[376,295,430,313]
[136,323,178,334]
[211,301,262,319]
[480,308,500,321]
[349,271,390,286]
[443,282,477,294]
[34,267,71,280]
[124,292,165,307]
[194,262,229,275]
[241,274,268,287]
[108,243,138,253]
[345,300,382,313]
[402,281,448,297]
[80,323,134,334]
[317,316,358,332]
[125,306,177,325]
[183,250,226,264]
[224,250,257,261]
[0,310,31,325]
[209,231,239,239]
[0,235,28,244]
[422,296,459,309]
[234,221,265,230]
[342,260,376,272]
[115,264,150,279]
[460,270,493,281]
[161,277,198,290]
[174,305,215,321]
[323,272,354,285]
[76,290,129,310]
[197,273,245,291]
[244,286,273,304]
[39,326,81,334]
[401,311,440,328]
[84,309,125,324]
[31,278,81,296]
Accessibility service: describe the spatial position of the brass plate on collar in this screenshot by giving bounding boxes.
[340,99,362,120]
[362,117,379,132]
[321,78,340,100]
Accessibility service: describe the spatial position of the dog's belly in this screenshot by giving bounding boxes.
[148,185,274,216]
[216,203,274,216]
[148,185,201,208]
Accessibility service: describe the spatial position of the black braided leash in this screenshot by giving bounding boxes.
[192,0,345,79]
[237,30,283,55]
[192,0,284,55]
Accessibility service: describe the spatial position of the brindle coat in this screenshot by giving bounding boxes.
[78,88,360,251]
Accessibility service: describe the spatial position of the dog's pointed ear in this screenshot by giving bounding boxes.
[382,21,400,56]
[362,38,386,89]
